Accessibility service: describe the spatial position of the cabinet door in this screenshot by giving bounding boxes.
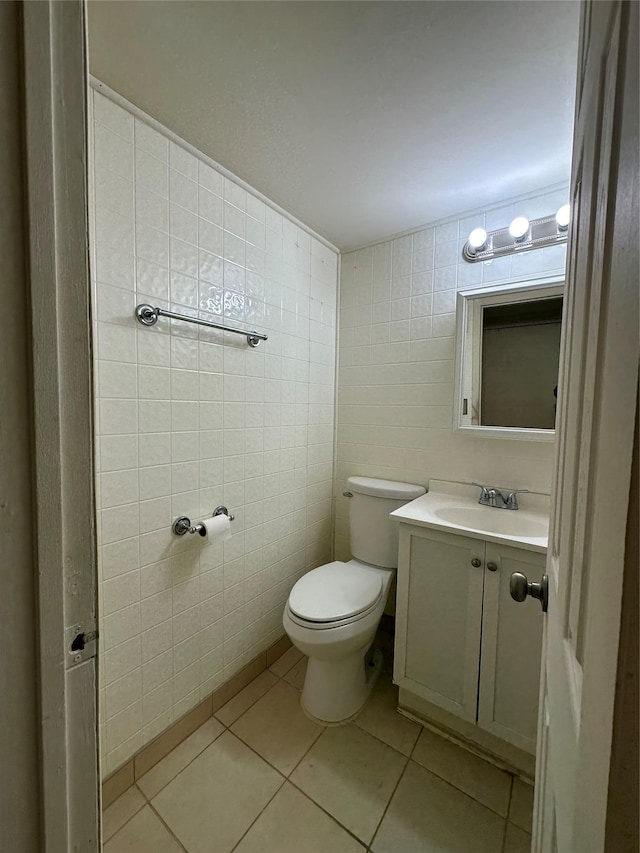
[394,526,484,723]
[477,543,545,752]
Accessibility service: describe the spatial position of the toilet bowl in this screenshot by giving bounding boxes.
[283,559,394,723]
[282,476,425,723]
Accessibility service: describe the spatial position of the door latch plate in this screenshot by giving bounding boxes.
[66,622,99,666]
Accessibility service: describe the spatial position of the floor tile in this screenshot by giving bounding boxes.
[268,645,303,677]
[215,670,278,726]
[291,723,407,845]
[104,805,182,853]
[231,680,323,775]
[371,761,505,853]
[504,822,532,853]
[509,778,534,832]
[355,674,420,757]
[137,716,224,799]
[234,782,365,853]
[152,731,283,853]
[282,655,307,690]
[102,784,146,843]
[412,727,512,816]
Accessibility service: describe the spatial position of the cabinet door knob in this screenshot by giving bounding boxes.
[471,557,482,568]
[487,561,498,572]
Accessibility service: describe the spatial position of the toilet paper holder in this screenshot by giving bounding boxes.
[172,505,235,537]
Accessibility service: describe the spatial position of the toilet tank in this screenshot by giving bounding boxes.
[347,477,426,568]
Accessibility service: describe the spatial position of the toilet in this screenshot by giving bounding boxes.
[283,476,426,723]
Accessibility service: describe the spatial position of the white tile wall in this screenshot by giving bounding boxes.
[335,188,568,560]
[90,89,338,776]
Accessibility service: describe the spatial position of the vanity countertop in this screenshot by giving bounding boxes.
[391,480,550,554]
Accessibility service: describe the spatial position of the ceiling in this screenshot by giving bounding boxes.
[88,1,579,251]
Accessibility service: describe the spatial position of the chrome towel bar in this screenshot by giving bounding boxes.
[135,303,268,347]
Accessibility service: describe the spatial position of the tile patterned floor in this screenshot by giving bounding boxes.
[103,641,534,853]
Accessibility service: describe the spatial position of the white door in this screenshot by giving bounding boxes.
[531,2,638,851]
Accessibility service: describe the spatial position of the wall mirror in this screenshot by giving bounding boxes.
[453,277,564,441]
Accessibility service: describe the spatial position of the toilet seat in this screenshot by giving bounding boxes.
[288,561,383,628]
[286,596,383,630]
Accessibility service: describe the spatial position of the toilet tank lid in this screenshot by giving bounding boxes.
[347,477,426,500]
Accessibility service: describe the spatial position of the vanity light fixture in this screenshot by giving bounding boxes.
[462,206,570,264]
[467,227,488,254]
[509,216,530,241]
[556,204,571,231]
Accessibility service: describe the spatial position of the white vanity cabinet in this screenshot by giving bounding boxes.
[394,523,544,754]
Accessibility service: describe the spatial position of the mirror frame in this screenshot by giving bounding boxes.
[453,275,565,441]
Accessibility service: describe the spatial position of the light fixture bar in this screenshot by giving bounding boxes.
[462,211,569,264]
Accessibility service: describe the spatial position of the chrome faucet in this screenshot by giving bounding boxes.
[472,483,529,511]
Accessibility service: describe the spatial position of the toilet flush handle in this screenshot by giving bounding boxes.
[343,491,353,497]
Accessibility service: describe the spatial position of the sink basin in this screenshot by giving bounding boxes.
[433,506,548,539]
[390,482,550,552]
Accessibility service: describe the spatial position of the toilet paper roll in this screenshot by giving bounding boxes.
[197,513,232,541]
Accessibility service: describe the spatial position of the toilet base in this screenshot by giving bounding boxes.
[301,645,383,724]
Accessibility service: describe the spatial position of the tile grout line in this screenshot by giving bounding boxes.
[136,722,227,802]
[280,703,327,779]
[272,652,426,767]
[228,775,287,853]
[219,711,328,853]
[145,649,293,797]
[352,697,422,760]
[105,651,520,850]
[271,666,414,849]
[228,654,426,849]
[266,650,303,681]
[501,775,516,853]
[141,708,300,850]
[409,752,515,821]
[500,818,508,853]
[366,752,411,852]
[227,708,325,783]
[407,718,422,761]
[147,798,191,853]
[217,656,299,730]
[101,782,147,845]
[406,725,518,822]
[282,777,371,850]
[219,687,371,849]
[507,772,515,821]
[218,707,370,848]
[106,647,292,829]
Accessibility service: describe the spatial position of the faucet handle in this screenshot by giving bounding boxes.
[503,489,529,510]
[471,482,490,501]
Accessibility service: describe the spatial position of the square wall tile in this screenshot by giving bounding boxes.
[93,89,337,776]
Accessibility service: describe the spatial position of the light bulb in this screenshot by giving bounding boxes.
[468,227,487,250]
[509,216,530,241]
[556,204,570,231]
